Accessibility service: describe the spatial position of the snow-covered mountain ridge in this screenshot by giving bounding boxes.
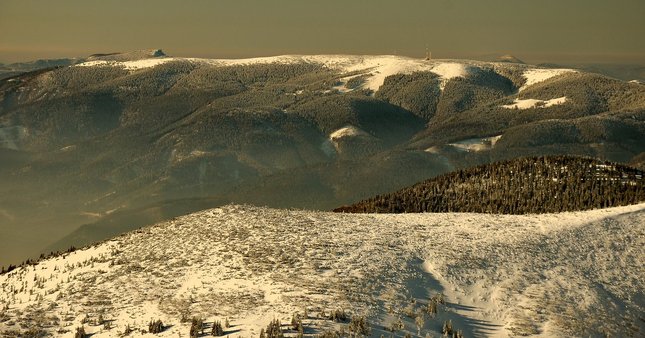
[73,54,574,93]
[1,49,644,276]
[1,204,643,337]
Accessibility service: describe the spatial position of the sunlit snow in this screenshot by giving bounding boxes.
[447,135,503,152]
[74,55,479,93]
[502,96,568,109]
[519,68,575,91]
[329,125,369,140]
[1,203,642,337]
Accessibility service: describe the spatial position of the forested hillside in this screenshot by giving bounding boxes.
[335,156,645,214]
[2,52,644,266]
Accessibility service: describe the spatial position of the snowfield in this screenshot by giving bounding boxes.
[430,63,470,90]
[502,97,568,110]
[519,69,575,91]
[1,204,643,337]
[74,59,176,70]
[447,135,503,153]
[329,126,369,140]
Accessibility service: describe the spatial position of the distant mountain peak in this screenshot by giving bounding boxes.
[150,49,166,57]
[86,49,168,62]
[475,53,525,64]
[497,54,524,64]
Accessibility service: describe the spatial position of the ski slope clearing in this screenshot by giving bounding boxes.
[1,204,643,337]
[519,68,575,91]
[430,63,470,90]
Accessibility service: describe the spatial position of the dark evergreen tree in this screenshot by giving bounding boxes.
[264,319,284,338]
[442,320,453,336]
[212,320,225,336]
[74,326,86,338]
[149,319,164,334]
[329,309,348,322]
[190,317,204,338]
[349,315,370,336]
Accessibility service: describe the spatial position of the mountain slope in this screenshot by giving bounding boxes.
[1,52,644,266]
[0,58,81,80]
[334,156,645,214]
[1,204,643,337]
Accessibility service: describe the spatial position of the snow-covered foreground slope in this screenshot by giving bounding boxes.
[1,204,643,337]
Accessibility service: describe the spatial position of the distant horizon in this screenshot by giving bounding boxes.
[2,49,644,67]
[2,0,644,66]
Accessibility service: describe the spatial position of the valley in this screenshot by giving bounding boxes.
[3,2,644,337]
[1,51,644,266]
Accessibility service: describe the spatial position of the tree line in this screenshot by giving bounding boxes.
[334,156,645,214]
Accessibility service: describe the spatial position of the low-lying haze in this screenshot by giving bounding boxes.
[1,0,644,64]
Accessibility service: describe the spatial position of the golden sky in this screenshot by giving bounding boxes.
[1,0,644,64]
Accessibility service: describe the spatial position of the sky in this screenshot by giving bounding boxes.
[0,0,644,64]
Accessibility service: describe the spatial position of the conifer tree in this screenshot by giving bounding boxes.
[74,326,86,338]
[442,320,453,336]
[212,320,224,336]
[190,317,204,338]
[149,319,164,334]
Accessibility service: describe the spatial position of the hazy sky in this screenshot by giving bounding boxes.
[1,0,644,64]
